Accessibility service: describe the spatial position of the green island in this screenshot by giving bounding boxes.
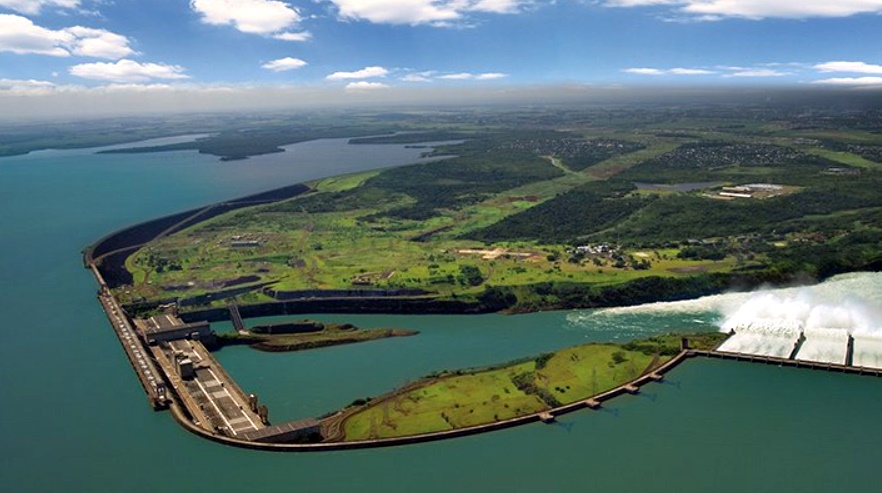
[83,104,882,446]
[326,332,727,441]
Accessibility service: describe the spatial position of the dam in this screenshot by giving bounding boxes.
[716,288,882,369]
[88,235,882,451]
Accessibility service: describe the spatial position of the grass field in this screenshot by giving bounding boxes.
[342,361,547,439]
[341,344,665,440]
[338,331,727,440]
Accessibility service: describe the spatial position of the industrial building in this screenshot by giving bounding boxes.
[141,313,212,344]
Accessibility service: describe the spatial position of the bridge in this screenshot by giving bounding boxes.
[228,303,247,334]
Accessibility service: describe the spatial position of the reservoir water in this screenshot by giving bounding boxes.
[2,138,881,492]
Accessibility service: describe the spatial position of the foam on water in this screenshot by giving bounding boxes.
[717,319,802,358]
[853,333,882,369]
[796,327,850,365]
[595,272,882,319]
[583,272,882,364]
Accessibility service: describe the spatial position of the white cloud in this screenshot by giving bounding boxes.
[437,72,508,80]
[475,72,507,80]
[0,14,69,56]
[273,31,312,42]
[624,67,664,75]
[344,81,390,92]
[400,71,436,82]
[605,0,882,20]
[669,67,715,75]
[326,66,388,80]
[814,61,882,74]
[724,68,787,77]
[261,57,308,72]
[323,0,530,26]
[624,67,714,75]
[190,0,302,34]
[0,14,134,58]
[70,59,189,83]
[0,0,80,15]
[813,77,882,86]
[438,72,473,80]
[469,0,525,14]
[64,26,135,59]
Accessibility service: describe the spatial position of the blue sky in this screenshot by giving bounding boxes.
[2,1,882,116]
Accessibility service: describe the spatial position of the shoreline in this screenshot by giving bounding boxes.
[162,348,882,452]
[82,173,882,451]
[85,250,882,451]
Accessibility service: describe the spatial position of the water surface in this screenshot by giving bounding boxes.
[1,138,880,492]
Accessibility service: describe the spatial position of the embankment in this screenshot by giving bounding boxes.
[84,183,311,287]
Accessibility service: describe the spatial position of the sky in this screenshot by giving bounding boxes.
[2,0,882,117]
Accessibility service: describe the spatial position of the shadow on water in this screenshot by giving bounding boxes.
[552,420,575,433]
[600,406,620,417]
[660,379,682,389]
[636,392,657,402]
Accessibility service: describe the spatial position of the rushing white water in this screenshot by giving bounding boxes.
[853,333,882,369]
[795,327,850,365]
[717,319,802,358]
[595,272,882,318]
[583,272,882,365]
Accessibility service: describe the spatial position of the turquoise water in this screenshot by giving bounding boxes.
[2,139,881,492]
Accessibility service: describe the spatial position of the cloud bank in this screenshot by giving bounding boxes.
[69,59,189,83]
[0,0,80,15]
[324,0,529,26]
[605,0,882,20]
[0,14,135,59]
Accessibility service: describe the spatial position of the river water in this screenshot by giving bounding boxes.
[2,137,881,492]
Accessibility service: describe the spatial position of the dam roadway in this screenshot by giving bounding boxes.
[92,264,168,409]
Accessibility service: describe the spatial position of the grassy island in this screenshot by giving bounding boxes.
[325,332,727,441]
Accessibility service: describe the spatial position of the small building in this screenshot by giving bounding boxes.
[175,353,195,380]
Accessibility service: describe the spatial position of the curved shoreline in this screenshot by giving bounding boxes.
[168,349,692,452]
[167,348,882,452]
[83,175,881,451]
[84,183,311,287]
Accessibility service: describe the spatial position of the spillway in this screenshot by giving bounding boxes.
[795,327,850,365]
[852,333,882,369]
[717,319,802,358]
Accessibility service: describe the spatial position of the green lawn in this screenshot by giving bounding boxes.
[343,361,546,440]
[340,339,686,440]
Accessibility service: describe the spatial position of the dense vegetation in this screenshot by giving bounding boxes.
[111,104,882,313]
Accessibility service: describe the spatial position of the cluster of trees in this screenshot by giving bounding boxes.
[464,180,644,243]
[359,136,564,221]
